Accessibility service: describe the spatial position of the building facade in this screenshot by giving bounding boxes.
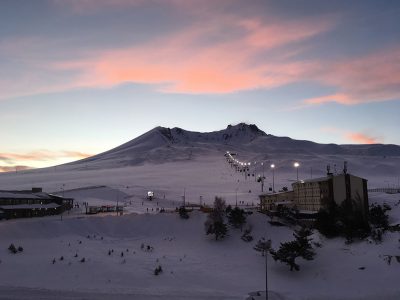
[0,188,73,219]
[259,191,294,211]
[260,172,369,221]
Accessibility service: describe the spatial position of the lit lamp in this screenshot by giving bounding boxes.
[294,162,300,181]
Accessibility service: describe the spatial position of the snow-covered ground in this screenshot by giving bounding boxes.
[0,198,399,300]
[1,125,400,299]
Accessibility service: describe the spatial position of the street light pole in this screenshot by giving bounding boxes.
[270,164,275,193]
[265,239,272,300]
[294,162,300,181]
[262,162,265,179]
[254,162,257,182]
[261,162,264,193]
[266,249,268,300]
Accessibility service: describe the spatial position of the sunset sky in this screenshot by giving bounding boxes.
[1,0,400,170]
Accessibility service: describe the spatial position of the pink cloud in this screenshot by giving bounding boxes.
[304,48,400,105]
[240,18,333,50]
[320,127,383,144]
[1,2,399,107]
[345,132,380,144]
[54,16,330,94]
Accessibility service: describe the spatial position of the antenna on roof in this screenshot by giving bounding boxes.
[326,164,332,176]
[343,161,348,174]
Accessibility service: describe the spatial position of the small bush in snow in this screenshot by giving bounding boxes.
[371,228,383,243]
[154,265,163,275]
[8,244,17,254]
[17,246,23,252]
[253,238,271,256]
[241,225,253,242]
[178,206,189,219]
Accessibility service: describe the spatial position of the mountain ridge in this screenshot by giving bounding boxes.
[69,123,400,168]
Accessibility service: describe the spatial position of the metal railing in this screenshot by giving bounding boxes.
[368,188,400,194]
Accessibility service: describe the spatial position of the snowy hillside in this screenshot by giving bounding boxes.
[65,123,400,169]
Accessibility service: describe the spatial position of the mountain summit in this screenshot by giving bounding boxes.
[156,123,267,145]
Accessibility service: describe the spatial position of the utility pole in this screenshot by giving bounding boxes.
[61,184,65,221]
[261,162,265,193]
[116,190,119,216]
[235,188,238,207]
[265,239,272,300]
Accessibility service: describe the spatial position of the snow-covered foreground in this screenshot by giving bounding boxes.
[1,194,400,300]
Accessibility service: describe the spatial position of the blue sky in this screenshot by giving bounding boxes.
[0,0,399,170]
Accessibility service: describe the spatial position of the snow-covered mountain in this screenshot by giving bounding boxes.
[70,123,400,168]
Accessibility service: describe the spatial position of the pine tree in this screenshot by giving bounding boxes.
[369,203,390,229]
[269,227,315,271]
[293,227,315,261]
[228,207,247,230]
[205,197,228,240]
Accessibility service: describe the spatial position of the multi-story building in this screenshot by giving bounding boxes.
[260,171,369,221]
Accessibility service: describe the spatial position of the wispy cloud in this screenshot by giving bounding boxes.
[304,47,400,105]
[0,165,32,173]
[0,150,92,164]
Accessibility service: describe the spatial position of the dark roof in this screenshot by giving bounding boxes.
[0,190,72,201]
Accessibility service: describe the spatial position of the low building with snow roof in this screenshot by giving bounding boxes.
[0,188,73,219]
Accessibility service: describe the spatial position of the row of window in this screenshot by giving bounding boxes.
[0,199,49,205]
